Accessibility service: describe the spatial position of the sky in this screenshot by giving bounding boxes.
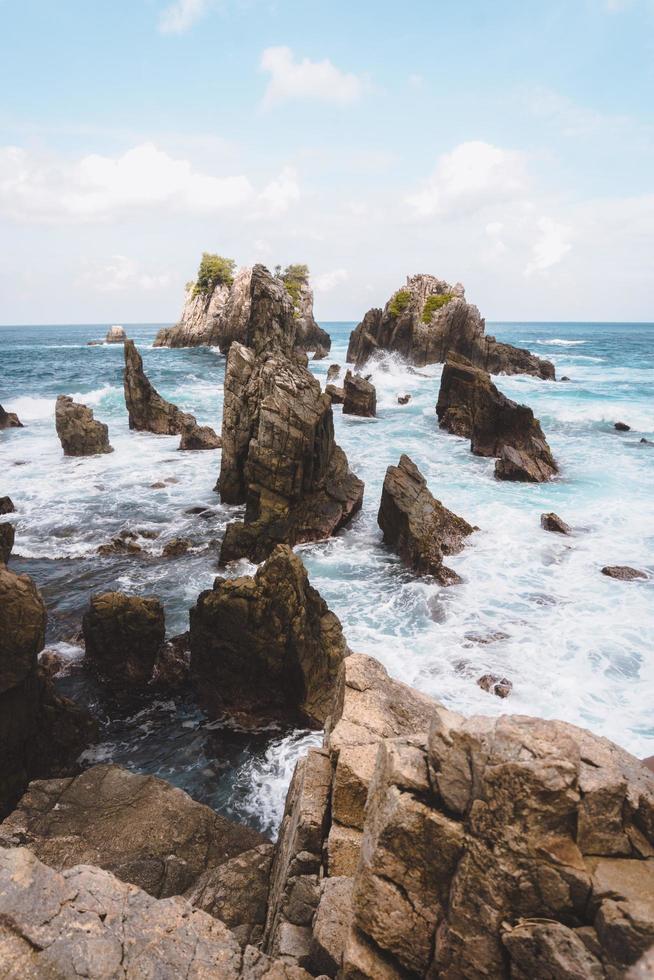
[1,0,653,324]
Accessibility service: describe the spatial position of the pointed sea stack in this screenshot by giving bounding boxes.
[124,340,194,434]
[218,265,363,564]
[347,273,554,379]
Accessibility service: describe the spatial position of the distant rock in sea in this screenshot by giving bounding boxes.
[106,325,126,343]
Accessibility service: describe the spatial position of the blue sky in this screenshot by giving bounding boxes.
[1,0,653,323]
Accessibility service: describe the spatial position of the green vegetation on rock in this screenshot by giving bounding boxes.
[276,263,310,316]
[421,293,454,322]
[193,253,236,297]
[388,289,411,318]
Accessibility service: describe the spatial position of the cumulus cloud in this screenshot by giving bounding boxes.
[524,217,572,276]
[314,268,348,292]
[158,0,210,34]
[260,46,366,107]
[406,141,528,218]
[257,165,301,216]
[78,255,169,292]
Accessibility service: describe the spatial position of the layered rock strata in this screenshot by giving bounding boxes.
[347,274,554,379]
[378,454,475,584]
[55,394,113,456]
[342,371,376,418]
[437,358,558,482]
[190,545,349,726]
[218,265,363,564]
[82,591,165,694]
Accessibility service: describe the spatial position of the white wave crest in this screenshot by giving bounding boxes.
[537,338,586,346]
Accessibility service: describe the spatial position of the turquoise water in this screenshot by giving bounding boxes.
[1,320,653,833]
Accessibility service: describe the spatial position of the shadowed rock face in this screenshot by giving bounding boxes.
[179,421,222,450]
[0,523,14,564]
[218,265,363,564]
[342,371,376,418]
[123,340,195,434]
[0,404,23,429]
[347,273,554,379]
[437,358,558,482]
[190,545,350,726]
[55,395,113,456]
[378,454,475,584]
[82,591,165,694]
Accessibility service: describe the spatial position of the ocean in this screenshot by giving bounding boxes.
[1,320,653,836]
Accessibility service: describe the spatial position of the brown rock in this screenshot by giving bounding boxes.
[343,371,376,418]
[310,877,354,976]
[105,324,126,343]
[97,528,143,555]
[326,364,341,383]
[541,511,572,534]
[615,421,631,431]
[0,404,23,429]
[151,632,190,690]
[179,420,222,450]
[82,591,165,693]
[190,545,349,725]
[0,522,14,564]
[602,565,648,581]
[124,339,196,434]
[313,344,329,360]
[477,673,513,698]
[162,537,191,557]
[378,454,475,584]
[397,393,411,405]
[325,383,345,404]
[55,394,113,456]
[0,496,15,514]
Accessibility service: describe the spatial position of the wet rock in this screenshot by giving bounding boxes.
[378,454,475,584]
[190,544,349,726]
[151,632,191,690]
[0,404,23,429]
[162,537,190,557]
[179,420,222,450]
[326,363,341,383]
[325,383,345,404]
[477,673,513,698]
[347,273,555,379]
[615,421,631,431]
[541,511,572,534]
[38,648,66,679]
[55,394,113,456]
[97,529,143,556]
[218,265,363,564]
[342,370,376,418]
[0,522,14,564]
[0,496,15,514]
[150,480,166,488]
[124,339,196,434]
[82,592,165,692]
[397,393,411,405]
[437,358,558,482]
[105,324,126,343]
[561,375,571,381]
[602,565,648,581]
[464,629,510,645]
[641,438,652,445]
[313,344,329,360]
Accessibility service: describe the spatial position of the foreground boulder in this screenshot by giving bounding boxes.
[342,371,376,418]
[437,358,558,482]
[347,274,554,379]
[190,545,349,726]
[55,394,113,456]
[0,404,22,429]
[124,339,196,434]
[0,847,310,980]
[0,764,266,900]
[218,265,363,564]
[378,454,475,584]
[82,591,165,693]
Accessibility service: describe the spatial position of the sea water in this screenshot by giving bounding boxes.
[1,321,653,835]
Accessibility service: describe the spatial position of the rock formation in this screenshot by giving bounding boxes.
[0,496,15,514]
[124,339,196,434]
[541,511,572,534]
[378,454,475,584]
[218,265,363,564]
[106,324,126,343]
[0,522,14,564]
[615,421,631,432]
[477,672,513,697]
[179,420,221,450]
[347,274,555,379]
[190,545,349,726]
[0,404,22,429]
[82,591,165,693]
[55,394,113,456]
[325,384,345,404]
[342,371,376,418]
[602,565,648,581]
[437,358,558,482]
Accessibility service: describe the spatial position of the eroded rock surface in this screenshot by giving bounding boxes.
[124,340,196,434]
[0,404,23,429]
[190,545,349,726]
[82,591,165,693]
[347,274,554,379]
[0,522,14,564]
[437,358,558,482]
[179,420,221,450]
[602,565,648,581]
[378,454,475,584]
[342,371,376,418]
[55,394,113,456]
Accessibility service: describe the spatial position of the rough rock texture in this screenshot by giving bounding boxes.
[541,511,572,534]
[0,764,267,900]
[342,371,376,418]
[190,545,349,726]
[179,420,221,450]
[0,522,14,564]
[325,384,345,404]
[0,846,310,980]
[124,339,196,434]
[55,394,113,456]
[326,364,341,383]
[0,404,23,428]
[602,565,648,581]
[218,265,363,564]
[378,454,475,584]
[151,632,191,690]
[154,279,232,348]
[477,672,513,697]
[437,358,558,482]
[82,591,165,693]
[313,344,328,360]
[398,393,411,405]
[347,274,555,379]
[0,496,15,514]
[106,324,126,343]
[0,565,94,817]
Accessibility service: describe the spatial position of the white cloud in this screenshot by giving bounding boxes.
[260,46,365,107]
[256,166,301,216]
[314,268,348,292]
[78,255,169,292]
[406,141,528,218]
[524,217,572,276]
[158,0,210,34]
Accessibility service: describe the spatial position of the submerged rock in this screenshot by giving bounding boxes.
[218,265,363,564]
[106,324,126,343]
[347,273,555,379]
[55,394,113,456]
[0,404,23,429]
[378,454,475,584]
[0,522,14,564]
[477,673,513,698]
[397,393,411,405]
[541,511,572,534]
[178,420,221,450]
[437,358,558,482]
[124,339,196,434]
[602,565,648,581]
[190,545,349,726]
[342,370,376,418]
[615,421,631,432]
[82,591,165,693]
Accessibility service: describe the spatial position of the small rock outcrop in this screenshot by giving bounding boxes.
[0,522,14,563]
[325,384,345,404]
[602,565,648,581]
[0,404,23,429]
[342,371,376,418]
[477,672,513,697]
[82,591,165,693]
[124,339,196,434]
[218,265,363,564]
[326,364,341,383]
[179,420,221,450]
[55,394,113,456]
[398,393,411,405]
[106,324,126,343]
[378,454,475,584]
[437,358,558,482]
[347,273,555,379]
[541,511,572,534]
[313,344,328,360]
[0,496,15,514]
[615,421,631,431]
[190,545,350,726]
